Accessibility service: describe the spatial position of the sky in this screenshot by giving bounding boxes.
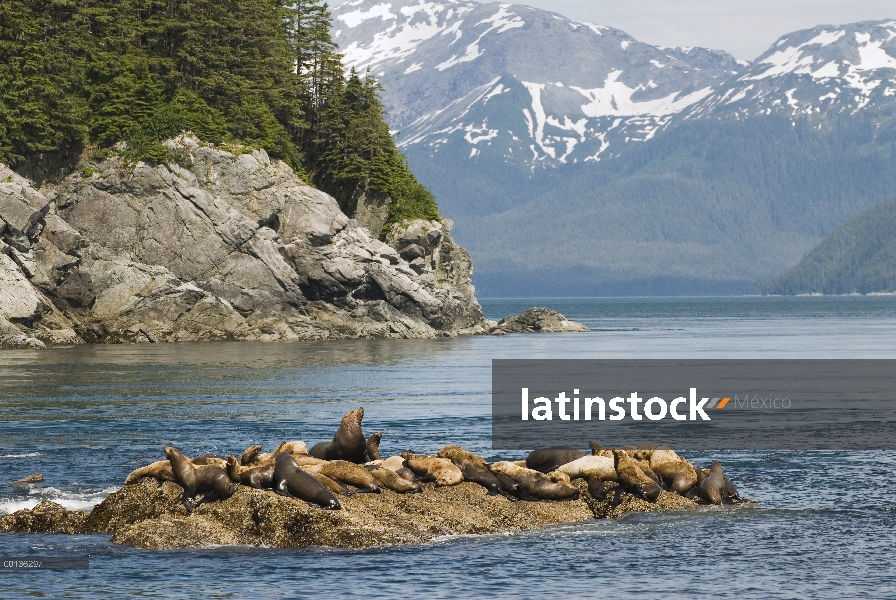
[329,0,896,60]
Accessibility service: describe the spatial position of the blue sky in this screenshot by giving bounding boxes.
[329,0,895,60]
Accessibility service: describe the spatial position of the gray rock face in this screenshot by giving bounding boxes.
[0,136,494,348]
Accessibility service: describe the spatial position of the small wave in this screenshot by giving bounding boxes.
[0,486,118,514]
[0,452,42,458]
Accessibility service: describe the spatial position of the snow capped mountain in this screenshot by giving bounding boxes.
[332,0,746,167]
[690,20,896,120]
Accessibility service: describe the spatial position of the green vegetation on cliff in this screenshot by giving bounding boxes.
[0,0,436,231]
[762,195,896,295]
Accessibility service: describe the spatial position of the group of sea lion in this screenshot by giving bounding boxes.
[124,407,740,512]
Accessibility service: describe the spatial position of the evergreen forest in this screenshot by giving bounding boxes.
[0,0,438,233]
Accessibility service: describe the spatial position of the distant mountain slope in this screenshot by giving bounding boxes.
[332,2,896,296]
[763,196,896,294]
[333,0,745,168]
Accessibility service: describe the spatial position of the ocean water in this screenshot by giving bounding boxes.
[1,296,895,598]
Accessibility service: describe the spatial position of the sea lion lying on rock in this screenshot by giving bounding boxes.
[165,446,239,513]
[303,460,381,494]
[643,449,698,495]
[379,456,418,482]
[273,453,341,509]
[368,467,422,493]
[310,407,368,464]
[125,454,227,485]
[526,446,586,473]
[437,445,503,496]
[489,462,580,501]
[226,456,274,489]
[612,450,661,504]
[557,455,616,481]
[239,442,307,466]
[401,453,463,486]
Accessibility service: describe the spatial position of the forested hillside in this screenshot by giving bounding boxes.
[0,0,437,233]
[762,196,896,295]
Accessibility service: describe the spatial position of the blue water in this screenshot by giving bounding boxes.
[1,296,895,598]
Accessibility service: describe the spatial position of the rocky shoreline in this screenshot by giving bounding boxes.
[0,135,586,349]
[1,475,731,550]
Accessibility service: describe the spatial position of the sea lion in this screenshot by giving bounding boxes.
[380,456,418,482]
[369,467,422,493]
[307,471,348,495]
[401,453,463,486]
[699,461,739,504]
[586,475,611,501]
[125,460,174,484]
[494,472,522,498]
[310,407,368,464]
[165,446,239,513]
[240,442,308,466]
[489,461,580,501]
[612,450,661,504]
[240,445,263,465]
[648,449,698,495]
[526,446,586,473]
[272,453,341,509]
[304,460,381,493]
[226,456,274,489]
[557,455,616,481]
[292,454,329,467]
[190,455,227,467]
[437,446,503,495]
[365,432,383,461]
[10,474,43,488]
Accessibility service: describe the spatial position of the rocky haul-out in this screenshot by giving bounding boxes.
[0,407,751,549]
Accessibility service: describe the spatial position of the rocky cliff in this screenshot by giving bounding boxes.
[0,135,493,348]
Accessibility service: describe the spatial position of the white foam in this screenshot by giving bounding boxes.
[0,486,119,515]
[1,453,41,458]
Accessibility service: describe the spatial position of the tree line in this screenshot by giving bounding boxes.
[0,0,438,233]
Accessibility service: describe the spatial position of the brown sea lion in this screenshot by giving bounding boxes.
[494,472,521,499]
[437,446,503,495]
[401,453,463,486]
[304,460,381,493]
[699,461,739,504]
[648,449,698,495]
[226,456,274,489]
[310,407,368,464]
[307,471,348,495]
[586,475,611,501]
[240,445,263,465]
[365,432,383,461]
[165,446,239,513]
[489,461,580,501]
[292,454,329,467]
[612,450,661,503]
[369,467,422,493]
[526,446,586,473]
[273,453,341,509]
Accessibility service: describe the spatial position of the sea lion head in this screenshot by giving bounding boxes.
[588,441,603,455]
[323,497,342,510]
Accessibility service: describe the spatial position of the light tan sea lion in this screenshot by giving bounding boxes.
[557,455,616,480]
[488,462,580,501]
[612,450,661,503]
[401,453,463,486]
[649,449,697,494]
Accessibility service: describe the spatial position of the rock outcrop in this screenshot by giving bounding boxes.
[0,136,498,347]
[1,477,702,549]
[491,308,589,334]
